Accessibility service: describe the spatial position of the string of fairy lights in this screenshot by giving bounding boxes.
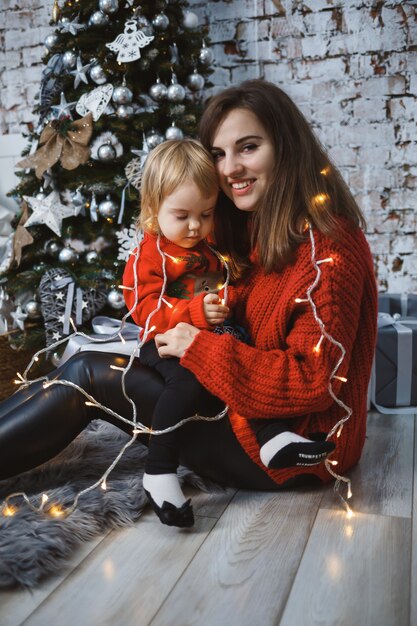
[1,231,229,518]
[1,207,354,520]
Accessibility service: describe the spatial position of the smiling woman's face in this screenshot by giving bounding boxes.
[210,108,275,213]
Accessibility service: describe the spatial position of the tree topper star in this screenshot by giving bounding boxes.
[23,191,75,237]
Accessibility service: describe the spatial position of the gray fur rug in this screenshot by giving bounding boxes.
[0,421,218,589]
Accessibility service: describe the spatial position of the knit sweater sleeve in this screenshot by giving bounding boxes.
[181,230,371,418]
[122,239,211,333]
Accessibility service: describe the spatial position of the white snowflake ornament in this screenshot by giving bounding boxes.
[106,19,154,63]
[116,224,142,261]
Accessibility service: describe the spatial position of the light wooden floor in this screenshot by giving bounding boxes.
[1,410,415,626]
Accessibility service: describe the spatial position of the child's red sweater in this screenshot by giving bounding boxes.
[122,233,224,340]
[181,225,378,486]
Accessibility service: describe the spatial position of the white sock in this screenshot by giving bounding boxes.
[143,472,187,508]
[259,431,312,466]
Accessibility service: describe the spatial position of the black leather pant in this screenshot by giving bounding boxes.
[0,352,279,489]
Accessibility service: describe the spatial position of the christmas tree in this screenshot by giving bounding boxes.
[0,0,214,364]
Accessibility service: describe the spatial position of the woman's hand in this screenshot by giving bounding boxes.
[155,322,200,358]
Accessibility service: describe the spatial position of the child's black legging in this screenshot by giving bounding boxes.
[139,340,211,475]
[0,351,291,489]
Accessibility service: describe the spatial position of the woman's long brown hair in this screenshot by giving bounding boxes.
[199,79,366,278]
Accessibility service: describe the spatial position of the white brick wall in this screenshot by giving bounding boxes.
[1,0,416,292]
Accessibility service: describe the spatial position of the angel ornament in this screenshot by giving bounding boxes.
[106,19,154,63]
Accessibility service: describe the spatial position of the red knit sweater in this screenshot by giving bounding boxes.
[181,224,378,485]
[123,233,224,341]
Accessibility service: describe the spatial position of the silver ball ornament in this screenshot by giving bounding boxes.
[165,124,184,140]
[98,143,117,161]
[86,250,99,264]
[116,104,133,118]
[187,71,205,91]
[199,46,214,66]
[183,11,199,29]
[98,196,118,218]
[152,13,169,31]
[45,240,61,257]
[107,288,126,310]
[58,247,78,264]
[62,50,78,69]
[150,80,168,102]
[90,64,107,84]
[98,0,119,14]
[146,131,165,150]
[88,11,110,27]
[50,352,61,367]
[25,300,41,318]
[167,83,186,103]
[44,33,59,50]
[112,85,133,105]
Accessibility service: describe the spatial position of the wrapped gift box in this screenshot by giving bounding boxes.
[378,293,417,317]
[59,316,141,366]
[371,314,417,411]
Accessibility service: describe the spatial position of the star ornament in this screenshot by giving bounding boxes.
[70,56,91,89]
[51,92,77,120]
[23,191,75,237]
[59,16,86,36]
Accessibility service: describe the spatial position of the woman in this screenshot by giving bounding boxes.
[0,80,377,499]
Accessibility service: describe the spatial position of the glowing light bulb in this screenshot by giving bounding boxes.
[337,426,343,438]
[295,298,308,303]
[346,505,354,519]
[317,257,334,265]
[320,166,330,176]
[313,335,324,355]
[110,365,124,372]
[49,504,64,517]
[3,504,17,516]
[329,459,338,466]
[101,480,107,491]
[149,325,156,333]
[347,484,352,499]
[162,298,173,308]
[334,375,348,383]
[41,494,49,505]
[85,401,96,407]
[313,193,329,206]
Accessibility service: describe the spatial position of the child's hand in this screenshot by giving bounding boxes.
[203,293,229,325]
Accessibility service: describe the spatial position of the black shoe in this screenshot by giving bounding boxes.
[144,490,194,528]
